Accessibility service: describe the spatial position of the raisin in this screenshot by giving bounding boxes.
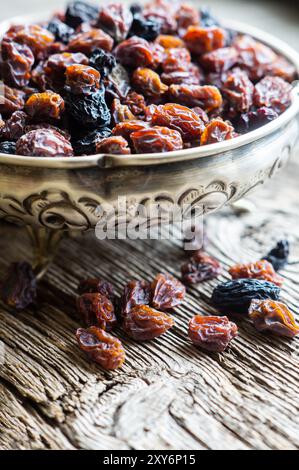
[248,299,299,338]
[161,67,201,86]
[229,260,283,287]
[16,129,74,157]
[24,123,71,141]
[253,76,292,114]
[128,15,161,42]
[25,92,65,121]
[192,106,209,124]
[199,7,220,27]
[45,52,89,90]
[162,47,191,73]
[212,279,281,314]
[222,69,254,113]
[114,36,154,68]
[1,40,35,88]
[65,86,111,127]
[89,49,116,77]
[264,56,296,83]
[132,68,168,98]
[200,119,234,145]
[131,126,183,153]
[31,62,47,91]
[73,127,111,155]
[47,18,75,44]
[111,98,136,125]
[168,84,222,112]
[143,2,177,35]
[150,43,164,69]
[121,280,151,317]
[78,278,115,300]
[237,107,279,133]
[181,251,221,285]
[0,261,37,310]
[65,64,100,95]
[152,104,205,142]
[65,1,99,28]
[105,63,130,101]
[151,272,186,311]
[0,141,16,154]
[68,29,114,55]
[112,120,149,141]
[14,25,55,59]
[130,3,142,16]
[96,136,131,154]
[76,327,125,370]
[263,240,290,271]
[123,91,147,118]
[200,47,238,73]
[156,34,184,49]
[123,305,174,341]
[234,35,277,81]
[77,293,117,330]
[183,26,226,55]
[176,4,200,36]
[97,3,133,42]
[0,111,28,141]
[0,85,25,116]
[189,315,238,352]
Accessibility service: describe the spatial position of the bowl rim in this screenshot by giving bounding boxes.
[0,14,299,169]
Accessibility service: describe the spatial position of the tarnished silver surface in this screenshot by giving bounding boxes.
[0,15,299,231]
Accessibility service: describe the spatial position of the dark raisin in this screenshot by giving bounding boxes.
[237,107,279,133]
[263,240,290,271]
[65,86,111,128]
[73,127,111,155]
[189,315,238,352]
[76,326,125,370]
[128,15,161,42]
[181,251,221,285]
[121,280,151,318]
[78,278,115,299]
[89,48,116,77]
[0,141,17,154]
[0,111,28,141]
[199,7,220,27]
[65,1,99,29]
[212,279,281,314]
[77,293,117,330]
[104,63,130,102]
[130,3,142,16]
[0,261,37,310]
[47,18,75,44]
[248,299,299,338]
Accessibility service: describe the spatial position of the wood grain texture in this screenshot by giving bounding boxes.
[0,155,299,450]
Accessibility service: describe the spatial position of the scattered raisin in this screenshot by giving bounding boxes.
[189,315,238,352]
[16,129,74,157]
[263,240,290,271]
[1,40,35,88]
[131,126,183,153]
[212,279,281,314]
[248,299,299,338]
[76,326,125,370]
[68,29,114,55]
[151,272,186,311]
[97,3,133,42]
[200,119,234,145]
[0,261,37,310]
[77,293,117,330]
[181,251,221,285]
[229,260,283,287]
[121,280,151,318]
[78,278,115,299]
[152,103,205,142]
[183,26,226,55]
[132,68,168,98]
[168,84,223,112]
[96,136,131,154]
[253,76,292,114]
[65,64,100,95]
[123,304,174,341]
[25,92,65,121]
[65,1,99,28]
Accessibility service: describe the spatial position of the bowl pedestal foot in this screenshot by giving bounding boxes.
[230,199,256,215]
[26,226,64,280]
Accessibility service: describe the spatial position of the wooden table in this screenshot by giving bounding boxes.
[1,0,299,452]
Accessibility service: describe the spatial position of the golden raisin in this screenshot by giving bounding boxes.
[229,260,283,287]
[123,305,174,341]
[249,300,299,338]
[132,67,168,98]
[183,26,226,55]
[131,126,183,153]
[25,91,65,120]
[189,315,238,352]
[168,84,223,112]
[200,119,234,145]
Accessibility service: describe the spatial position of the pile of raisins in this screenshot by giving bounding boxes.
[0,1,296,157]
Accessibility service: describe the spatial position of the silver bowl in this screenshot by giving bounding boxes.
[0,14,299,273]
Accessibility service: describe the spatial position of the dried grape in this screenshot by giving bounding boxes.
[123,304,174,341]
[248,299,299,337]
[151,272,186,311]
[189,315,238,352]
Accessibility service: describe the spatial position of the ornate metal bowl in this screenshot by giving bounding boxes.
[0,15,299,239]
